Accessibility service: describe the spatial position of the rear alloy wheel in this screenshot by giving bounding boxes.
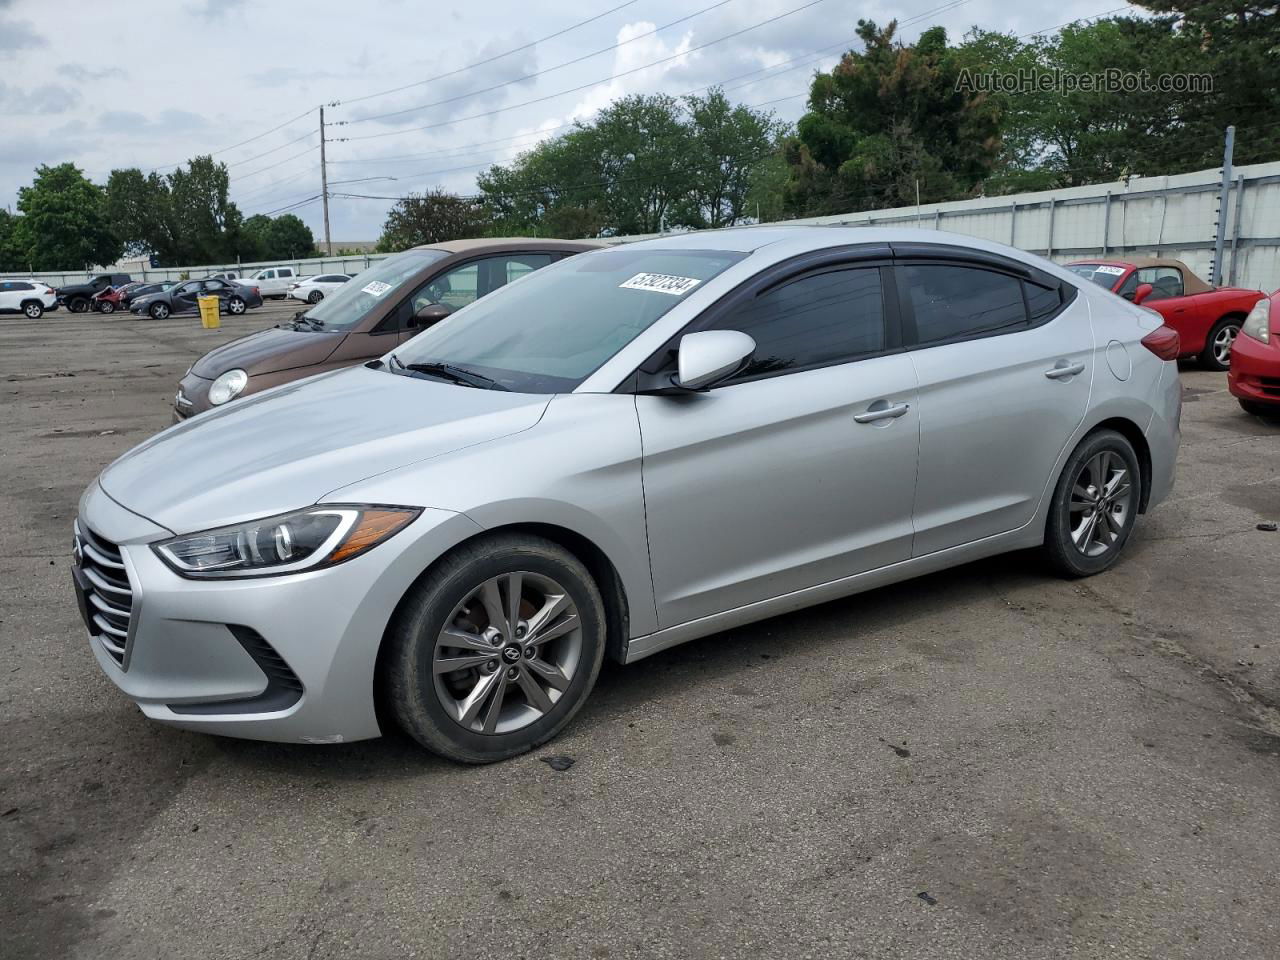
[227,296,246,315]
[1044,429,1141,577]
[1200,318,1241,371]
[98,300,115,314]
[385,533,606,763]
[149,302,170,320]
[308,289,324,303]
[23,301,43,319]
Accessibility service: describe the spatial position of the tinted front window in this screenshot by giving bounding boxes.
[1136,266,1183,300]
[904,264,1027,344]
[712,267,884,379]
[394,247,744,392]
[302,249,449,332]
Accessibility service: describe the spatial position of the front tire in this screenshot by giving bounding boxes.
[308,289,324,303]
[1200,317,1241,371]
[98,300,115,314]
[68,297,89,314]
[22,301,43,319]
[227,296,246,315]
[1043,429,1142,578]
[149,302,170,320]
[384,533,606,763]
[1240,399,1279,420]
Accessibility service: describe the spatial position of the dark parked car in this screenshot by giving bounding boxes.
[119,280,175,307]
[130,278,263,321]
[57,273,132,313]
[175,237,599,417]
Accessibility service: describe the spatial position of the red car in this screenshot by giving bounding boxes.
[1067,257,1266,371]
[1230,291,1280,417]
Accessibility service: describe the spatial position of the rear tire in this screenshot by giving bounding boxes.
[227,296,246,315]
[1043,429,1142,578]
[384,533,606,764]
[22,301,43,319]
[98,300,115,314]
[1200,317,1241,371]
[308,289,324,303]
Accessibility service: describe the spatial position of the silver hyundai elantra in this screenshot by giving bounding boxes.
[72,227,1181,762]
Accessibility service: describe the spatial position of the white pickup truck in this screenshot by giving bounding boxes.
[236,266,298,299]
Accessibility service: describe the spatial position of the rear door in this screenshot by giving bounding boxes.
[171,281,203,313]
[895,248,1092,555]
[636,254,921,627]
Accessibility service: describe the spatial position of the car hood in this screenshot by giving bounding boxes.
[190,326,344,378]
[98,365,552,534]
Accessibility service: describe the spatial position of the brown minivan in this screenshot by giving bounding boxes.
[174,237,600,418]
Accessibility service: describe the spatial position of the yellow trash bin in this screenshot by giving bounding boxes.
[198,295,221,329]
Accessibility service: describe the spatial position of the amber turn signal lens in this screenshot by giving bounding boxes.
[328,509,418,565]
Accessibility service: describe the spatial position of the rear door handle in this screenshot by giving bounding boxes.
[853,401,911,423]
[1044,362,1085,380]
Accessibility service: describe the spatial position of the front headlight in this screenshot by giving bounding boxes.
[1241,298,1272,344]
[153,505,420,578]
[208,368,248,405]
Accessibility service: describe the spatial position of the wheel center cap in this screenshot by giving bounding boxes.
[501,645,522,663]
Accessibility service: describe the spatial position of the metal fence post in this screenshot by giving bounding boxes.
[1229,173,1246,287]
[1102,192,1111,255]
[1211,124,1235,285]
[1046,198,1055,258]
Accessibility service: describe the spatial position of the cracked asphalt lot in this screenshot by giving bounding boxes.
[2,304,1278,959]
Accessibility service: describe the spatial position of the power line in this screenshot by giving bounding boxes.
[340,0,738,126]
[337,0,644,107]
[234,146,321,182]
[340,0,833,143]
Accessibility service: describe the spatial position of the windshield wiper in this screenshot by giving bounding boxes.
[388,354,508,390]
[290,313,324,331]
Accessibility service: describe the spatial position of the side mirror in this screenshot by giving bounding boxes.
[408,302,451,329]
[1132,282,1154,305]
[675,330,756,391]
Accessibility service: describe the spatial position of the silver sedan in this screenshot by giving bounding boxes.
[73,227,1181,762]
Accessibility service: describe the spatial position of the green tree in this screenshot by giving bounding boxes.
[167,155,242,263]
[16,163,120,270]
[105,168,175,260]
[376,189,489,251]
[267,214,316,259]
[783,21,1003,215]
[0,208,28,271]
[240,213,275,262]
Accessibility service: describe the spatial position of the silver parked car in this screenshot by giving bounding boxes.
[73,227,1181,762]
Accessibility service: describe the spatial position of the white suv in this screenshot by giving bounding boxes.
[241,266,297,299]
[0,279,57,318]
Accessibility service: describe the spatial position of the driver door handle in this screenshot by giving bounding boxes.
[854,401,911,423]
[1044,362,1085,380]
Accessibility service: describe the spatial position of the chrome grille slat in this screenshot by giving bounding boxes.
[74,519,134,667]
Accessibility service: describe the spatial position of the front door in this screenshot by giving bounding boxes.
[636,263,920,629]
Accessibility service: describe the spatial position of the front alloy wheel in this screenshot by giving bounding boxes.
[98,300,115,314]
[1044,429,1142,577]
[384,533,606,763]
[227,296,246,315]
[149,302,170,320]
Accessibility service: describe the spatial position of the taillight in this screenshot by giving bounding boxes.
[252,286,260,295]
[1141,325,1180,360]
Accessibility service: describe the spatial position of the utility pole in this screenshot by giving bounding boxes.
[319,106,332,256]
[1211,124,1235,287]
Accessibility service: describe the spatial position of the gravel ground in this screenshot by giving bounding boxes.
[2,300,1278,960]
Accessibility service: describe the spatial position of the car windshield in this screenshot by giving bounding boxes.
[392,247,745,393]
[1067,263,1127,288]
[301,249,449,332]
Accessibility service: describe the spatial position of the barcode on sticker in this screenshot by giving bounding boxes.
[362,280,393,296]
[619,273,701,296]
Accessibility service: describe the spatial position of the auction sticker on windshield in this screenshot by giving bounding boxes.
[362,280,393,297]
[1094,265,1127,276]
[619,273,702,296]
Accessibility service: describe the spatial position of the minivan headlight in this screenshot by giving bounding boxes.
[208,368,249,406]
[1241,298,1272,344]
[154,505,420,578]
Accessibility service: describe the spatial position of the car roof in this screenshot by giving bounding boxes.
[410,237,604,255]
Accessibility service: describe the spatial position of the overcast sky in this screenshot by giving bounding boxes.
[0,0,1122,241]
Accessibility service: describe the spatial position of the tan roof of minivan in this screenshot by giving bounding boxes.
[411,237,603,254]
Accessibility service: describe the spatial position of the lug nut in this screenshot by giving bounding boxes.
[491,634,504,645]
[485,660,498,673]
[525,646,535,658]
[515,624,526,638]
[506,666,519,680]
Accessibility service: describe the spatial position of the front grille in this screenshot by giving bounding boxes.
[74,520,134,666]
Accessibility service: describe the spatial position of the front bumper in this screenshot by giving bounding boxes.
[1228,332,1280,406]
[74,481,482,743]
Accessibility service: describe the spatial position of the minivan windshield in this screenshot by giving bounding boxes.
[391,247,745,393]
[301,248,448,331]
